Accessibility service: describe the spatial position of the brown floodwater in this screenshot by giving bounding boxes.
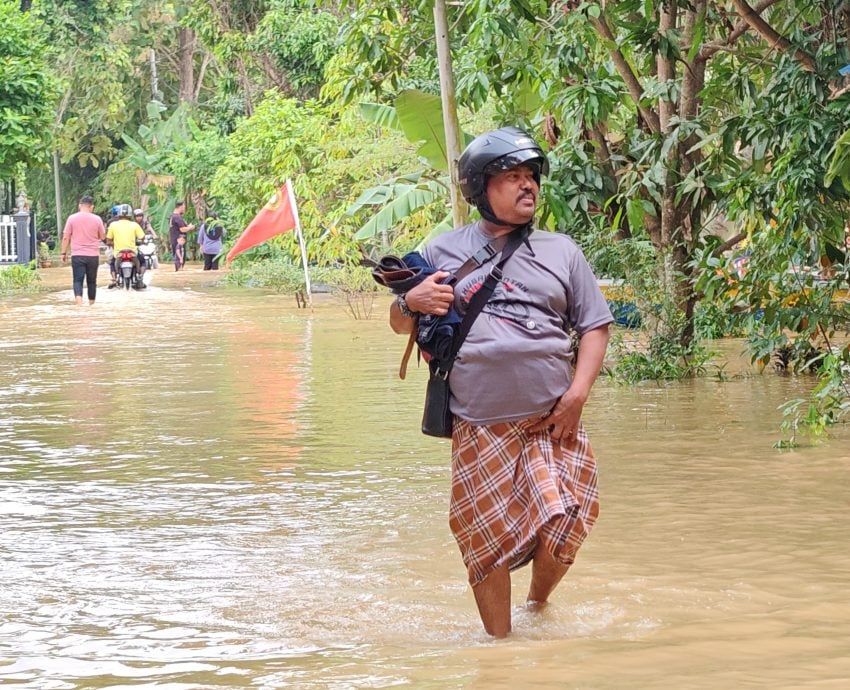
[1,281,848,689]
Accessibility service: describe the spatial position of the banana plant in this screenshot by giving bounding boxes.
[346,171,452,242]
[121,101,196,232]
[350,89,471,246]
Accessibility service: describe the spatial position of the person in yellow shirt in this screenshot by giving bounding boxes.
[106,204,146,289]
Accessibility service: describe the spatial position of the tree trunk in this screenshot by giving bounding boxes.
[843,1,850,50]
[433,0,468,228]
[236,58,254,117]
[194,51,212,101]
[178,27,196,104]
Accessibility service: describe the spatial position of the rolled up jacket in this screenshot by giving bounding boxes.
[372,251,461,361]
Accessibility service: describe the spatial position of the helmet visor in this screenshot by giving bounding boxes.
[484,150,549,178]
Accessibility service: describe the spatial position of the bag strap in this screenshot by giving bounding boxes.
[452,232,510,284]
[434,226,528,377]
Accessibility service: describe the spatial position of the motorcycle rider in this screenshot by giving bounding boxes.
[106,205,120,229]
[133,208,157,238]
[106,204,146,289]
[134,208,159,269]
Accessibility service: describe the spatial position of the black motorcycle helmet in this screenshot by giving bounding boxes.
[457,126,549,226]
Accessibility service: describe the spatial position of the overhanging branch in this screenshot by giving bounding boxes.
[702,0,782,59]
[711,232,747,258]
[726,0,817,71]
[589,16,661,134]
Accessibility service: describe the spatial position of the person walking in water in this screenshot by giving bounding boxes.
[389,127,612,638]
[197,213,224,270]
[173,234,186,271]
[169,201,195,267]
[60,195,106,305]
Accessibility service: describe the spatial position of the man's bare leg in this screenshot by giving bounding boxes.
[472,563,511,638]
[526,545,570,608]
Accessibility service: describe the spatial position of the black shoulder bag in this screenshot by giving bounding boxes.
[422,228,526,438]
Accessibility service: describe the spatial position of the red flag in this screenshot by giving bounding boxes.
[226,181,298,264]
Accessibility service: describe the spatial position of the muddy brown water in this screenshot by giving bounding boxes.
[1,274,849,689]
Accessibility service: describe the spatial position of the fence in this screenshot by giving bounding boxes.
[0,215,18,263]
[0,212,35,265]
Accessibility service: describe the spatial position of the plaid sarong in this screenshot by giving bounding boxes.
[449,417,600,586]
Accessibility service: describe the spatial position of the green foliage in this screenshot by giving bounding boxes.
[693,299,741,341]
[211,92,321,229]
[394,90,451,172]
[778,348,850,446]
[344,89,477,249]
[210,94,432,264]
[253,2,339,97]
[347,172,450,241]
[223,257,375,294]
[35,0,139,169]
[691,41,850,433]
[607,332,713,383]
[824,127,850,192]
[321,3,437,103]
[0,262,40,291]
[225,256,308,292]
[224,257,380,317]
[309,105,441,257]
[168,127,231,201]
[0,0,56,177]
[26,159,98,238]
[97,158,142,210]
[313,264,379,295]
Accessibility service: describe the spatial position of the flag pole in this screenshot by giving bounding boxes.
[286,179,312,307]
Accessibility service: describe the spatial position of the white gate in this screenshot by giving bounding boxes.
[0,215,17,263]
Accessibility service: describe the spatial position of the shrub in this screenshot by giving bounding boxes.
[0,262,40,291]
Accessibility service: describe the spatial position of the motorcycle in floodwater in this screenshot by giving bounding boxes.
[115,249,141,290]
[138,235,158,286]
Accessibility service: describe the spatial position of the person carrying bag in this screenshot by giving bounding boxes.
[385,126,612,640]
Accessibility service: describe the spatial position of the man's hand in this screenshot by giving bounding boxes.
[405,271,454,316]
[527,324,609,443]
[527,389,587,442]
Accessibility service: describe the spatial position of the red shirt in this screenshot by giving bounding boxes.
[63,211,105,257]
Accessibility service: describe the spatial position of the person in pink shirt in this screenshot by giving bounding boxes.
[60,195,106,305]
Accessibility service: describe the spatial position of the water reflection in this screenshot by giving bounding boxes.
[0,287,849,688]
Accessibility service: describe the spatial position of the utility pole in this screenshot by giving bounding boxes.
[433,0,468,227]
[149,47,160,101]
[52,150,62,243]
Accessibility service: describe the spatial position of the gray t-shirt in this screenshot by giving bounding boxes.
[423,223,613,425]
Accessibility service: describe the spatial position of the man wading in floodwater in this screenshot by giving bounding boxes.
[389,127,612,638]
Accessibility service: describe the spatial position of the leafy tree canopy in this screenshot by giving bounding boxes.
[0,0,56,177]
